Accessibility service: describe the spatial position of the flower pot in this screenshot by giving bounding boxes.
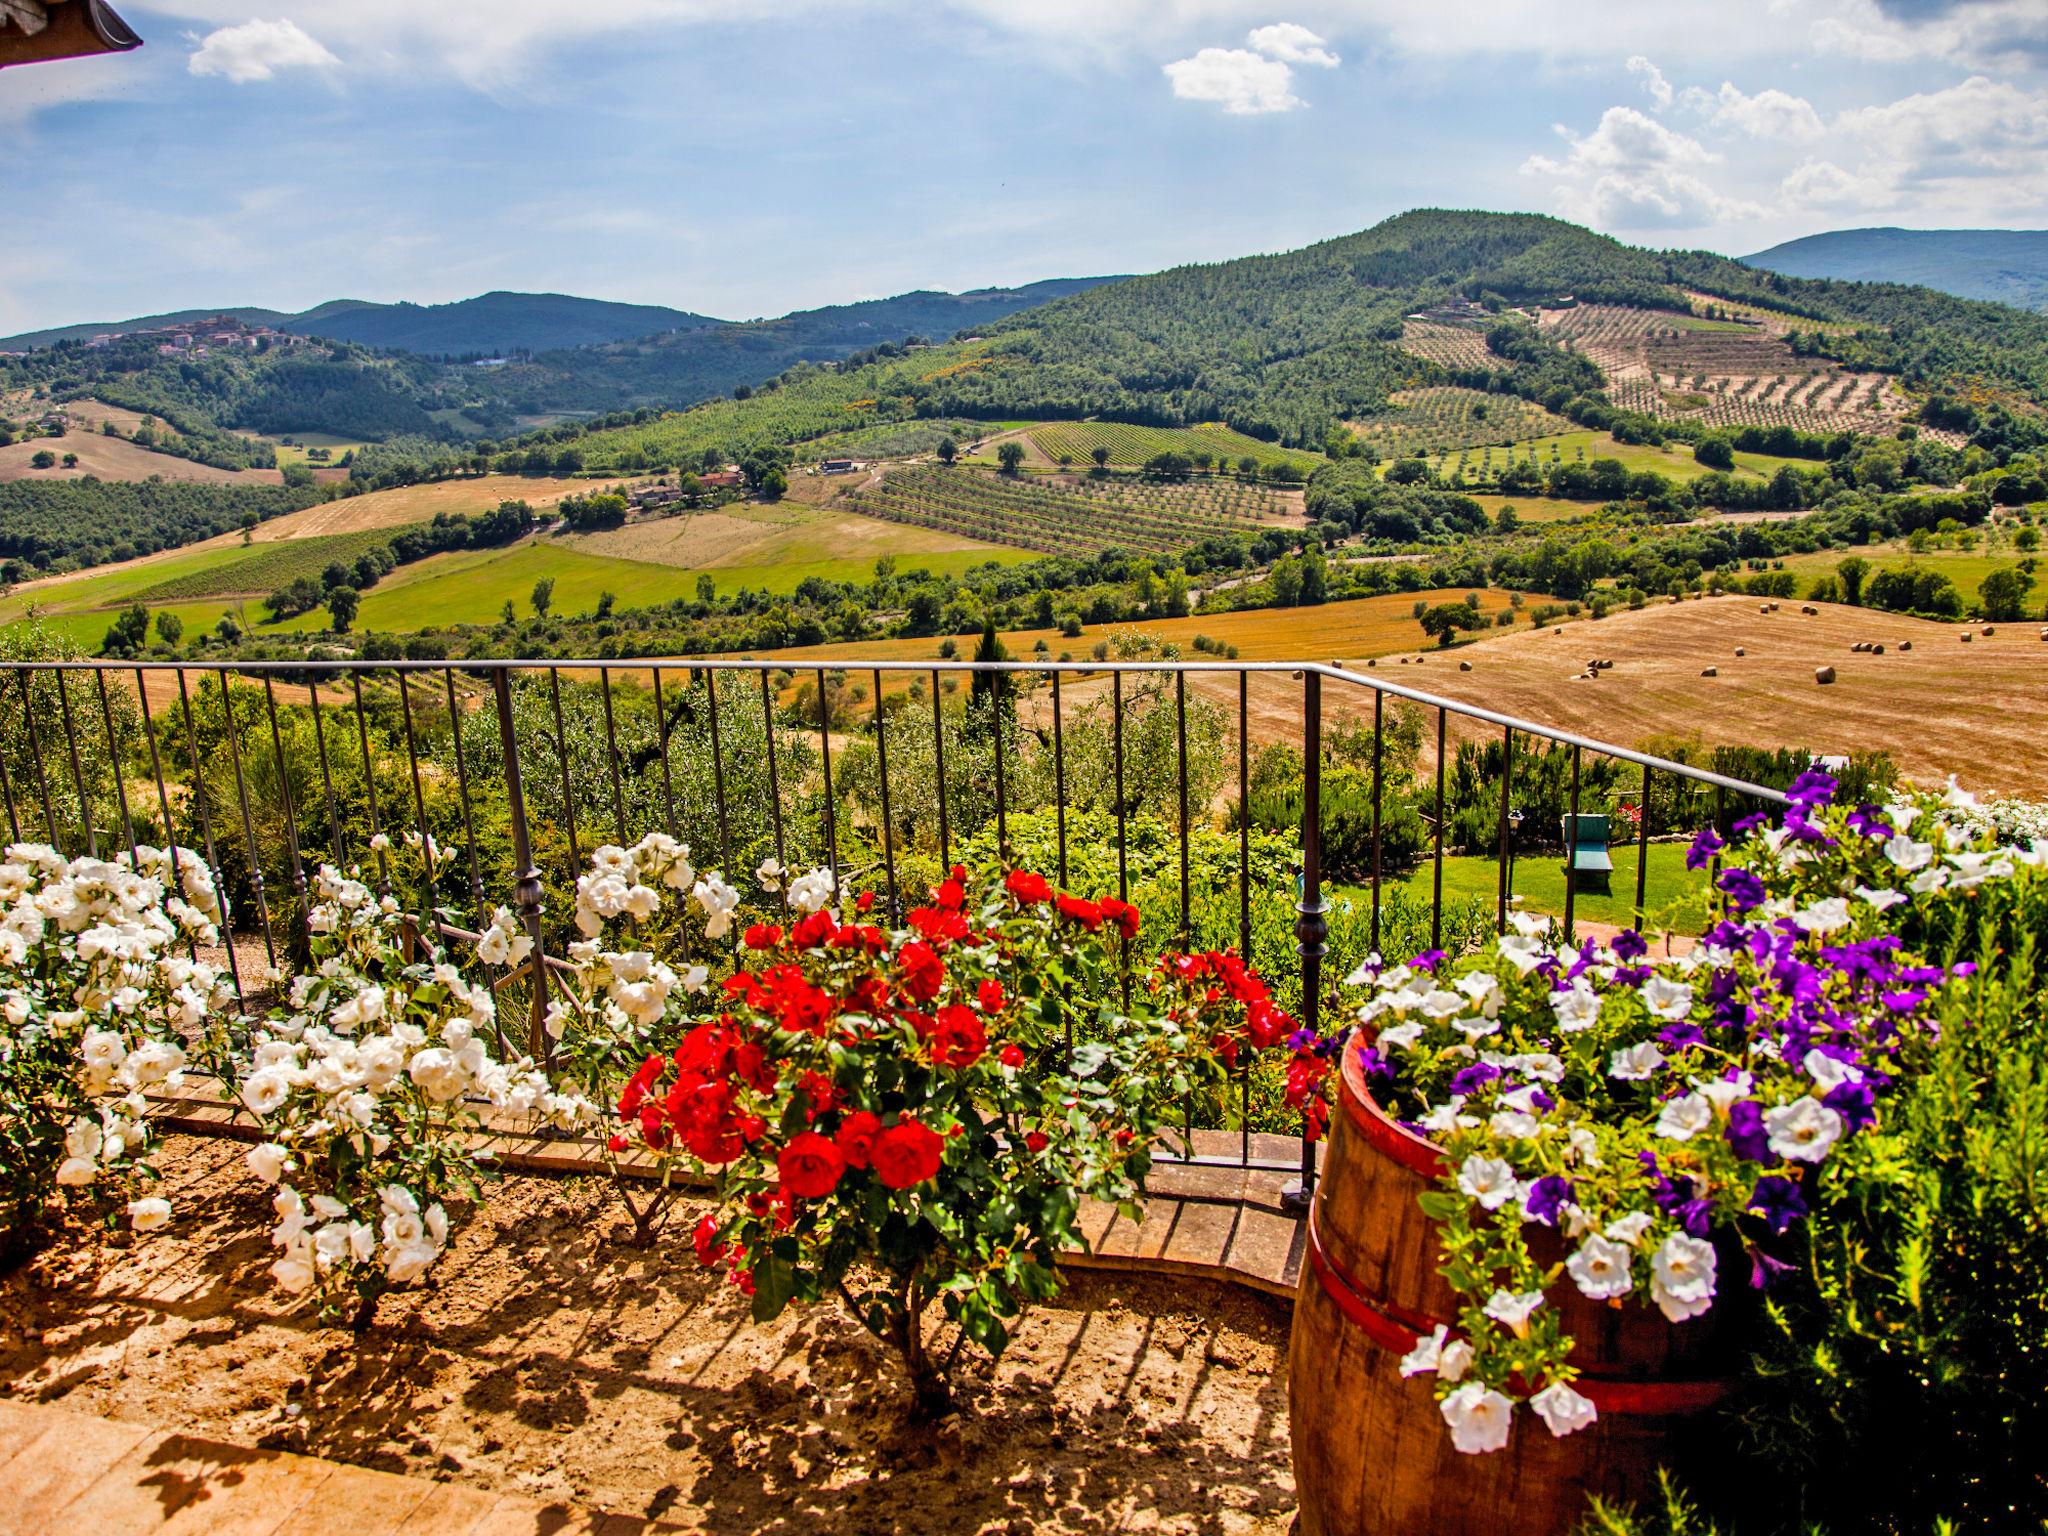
[1288,1035,1738,1536]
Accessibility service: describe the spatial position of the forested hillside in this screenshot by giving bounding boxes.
[280,292,723,356]
[0,480,323,572]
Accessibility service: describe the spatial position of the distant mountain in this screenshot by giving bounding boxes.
[0,292,720,357]
[489,278,1123,415]
[1743,228,2048,311]
[277,292,724,356]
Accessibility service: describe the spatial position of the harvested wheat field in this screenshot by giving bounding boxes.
[1374,595,2048,794]
[0,434,259,486]
[0,1135,1294,1536]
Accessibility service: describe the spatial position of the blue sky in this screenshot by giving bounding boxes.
[5,0,2047,332]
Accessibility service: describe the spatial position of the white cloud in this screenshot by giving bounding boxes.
[1164,47,1306,114]
[188,18,339,83]
[1626,55,1673,110]
[1684,81,1826,140]
[1834,74,2048,177]
[1248,21,1341,67]
[1781,158,1898,209]
[1522,105,1769,229]
[1165,21,1339,115]
[1811,0,2048,71]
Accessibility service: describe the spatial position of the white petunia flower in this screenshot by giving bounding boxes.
[1882,834,1933,871]
[1650,1232,1717,1322]
[1482,1289,1545,1336]
[1655,1092,1713,1141]
[1764,1097,1844,1163]
[1440,1382,1514,1455]
[1456,1154,1519,1211]
[1854,885,1907,912]
[1399,1323,1450,1377]
[1605,1211,1655,1246]
[1794,897,1852,934]
[1608,1041,1665,1081]
[1641,976,1693,1021]
[1529,1382,1598,1439]
[1550,982,1601,1033]
[1567,1234,1635,1300]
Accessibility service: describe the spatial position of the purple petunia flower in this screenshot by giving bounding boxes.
[1787,768,1839,809]
[1448,1061,1503,1099]
[1409,948,1447,974]
[1355,1045,1395,1091]
[1846,804,1894,841]
[1611,928,1649,961]
[1824,1079,1877,1132]
[1686,827,1725,871]
[1748,1246,1797,1289]
[1733,811,1772,837]
[1747,1174,1809,1235]
[1523,1174,1574,1226]
[1718,867,1767,913]
[1725,1100,1777,1163]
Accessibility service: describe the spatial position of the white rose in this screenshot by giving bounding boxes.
[127,1197,172,1232]
[240,1068,292,1117]
[246,1143,291,1185]
[56,1155,98,1186]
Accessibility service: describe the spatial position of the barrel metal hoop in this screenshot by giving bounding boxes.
[1305,1203,1732,1417]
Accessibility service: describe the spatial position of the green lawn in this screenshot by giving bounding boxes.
[1465,431,1806,484]
[1772,548,2024,606]
[1337,840,1710,935]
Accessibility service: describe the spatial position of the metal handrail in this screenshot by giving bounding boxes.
[0,654,1789,1208]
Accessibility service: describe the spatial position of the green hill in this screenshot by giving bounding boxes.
[278,291,723,356]
[1744,228,2048,312]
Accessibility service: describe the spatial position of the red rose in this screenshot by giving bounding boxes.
[1024,1131,1049,1154]
[872,1119,945,1189]
[856,890,876,913]
[1005,869,1053,905]
[999,1043,1025,1069]
[909,906,970,946]
[1098,896,1141,939]
[835,1110,881,1169]
[927,1003,986,1068]
[692,1213,726,1268]
[618,1051,666,1119]
[777,1131,846,1200]
[932,876,967,911]
[977,978,1006,1014]
[791,910,836,949]
[743,923,783,950]
[898,940,946,1003]
[1055,893,1103,931]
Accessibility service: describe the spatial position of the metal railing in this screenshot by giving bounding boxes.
[0,657,1787,1208]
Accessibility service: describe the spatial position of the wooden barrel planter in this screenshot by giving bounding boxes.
[1289,1035,1740,1536]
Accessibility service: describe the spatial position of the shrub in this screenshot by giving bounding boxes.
[0,844,228,1250]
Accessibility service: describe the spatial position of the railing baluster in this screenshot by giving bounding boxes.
[546,669,580,877]
[176,670,247,1014]
[1285,667,1327,1214]
[261,677,309,939]
[395,669,434,914]
[132,669,176,859]
[1563,743,1583,945]
[1175,670,1190,942]
[815,668,837,878]
[871,668,898,922]
[930,668,948,872]
[351,675,390,898]
[94,670,136,858]
[1370,687,1383,956]
[217,669,276,973]
[652,667,678,830]
[598,666,628,847]
[0,697,18,844]
[1634,762,1653,932]
[493,667,549,1061]
[306,678,344,866]
[1237,671,1250,957]
[1496,723,1514,934]
[760,670,786,874]
[443,669,485,921]
[16,671,59,846]
[705,670,732,877]
[1431,708,1446,951]
[55,670,95,857]
[991,671,1008,864]
[1111,670,1129,1012]
[1052,670,1069,891]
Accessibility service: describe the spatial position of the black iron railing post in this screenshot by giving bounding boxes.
[493,667,549,1062]
[1284,668,1327,1215]
[1634,762,1653,931]
[1496,724,1514,934]
[1563,744,1583,945]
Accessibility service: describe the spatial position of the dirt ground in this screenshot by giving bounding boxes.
[0,1135,1296,1535]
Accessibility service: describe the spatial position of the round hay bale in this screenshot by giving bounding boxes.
[1851,643,1867,653]
[1458,661,1473,672]
[1366,658,1377,668]
[1769,602,1781,612]
[1734,647,1745,657]
[1899,640,1912,651]
[1815,666,1837,685]
[1554,626,1564,635]
[1961,633,1974,644]
[1872,643,1885,655]
[1758,605,1770,615]
[1801,605,1817,615]
[1701,666,1718,677]
[1982,626,1995,637]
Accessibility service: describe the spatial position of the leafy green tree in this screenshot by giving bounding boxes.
[1418,602,1484,647]
[154,611,183,647]
[1092,446,1112,472]
[1836,556,1870,606]
[531,577,555,618]
[936,437,957,465]
[1977,565,2036,622]
[696,574,716,604]
[29,451,55,470]
[1693,436,1736,471]
[326,585,360,632]
[997,441,1026,474]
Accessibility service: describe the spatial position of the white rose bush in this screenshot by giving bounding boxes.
[0,842,229,1245]
[1343,768,2045,1457]
[237,866,597,1322]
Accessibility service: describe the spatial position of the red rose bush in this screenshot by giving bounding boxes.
[577,853,1296,1415]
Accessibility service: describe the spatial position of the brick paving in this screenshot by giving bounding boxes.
[0,1399,687,1535]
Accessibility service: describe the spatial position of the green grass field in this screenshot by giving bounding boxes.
[1339,840,1710,934]
[1439,430,1811,484]
[1014,422,1320,477]
[1468,493,1598,525]
[1771,548,2027,606]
